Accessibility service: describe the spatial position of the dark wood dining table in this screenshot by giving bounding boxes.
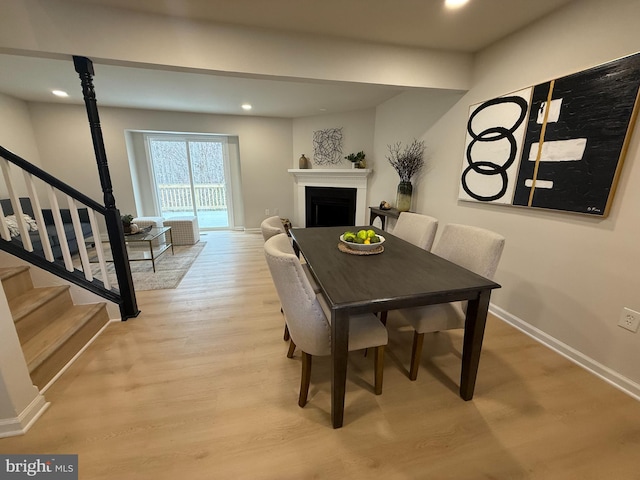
[289,225,501,428]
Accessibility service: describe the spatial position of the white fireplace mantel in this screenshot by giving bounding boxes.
[288,168,372,226]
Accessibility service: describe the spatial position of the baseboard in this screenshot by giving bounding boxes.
[243,228,261,234]
[0,393,50,438]
[490,304,640,402]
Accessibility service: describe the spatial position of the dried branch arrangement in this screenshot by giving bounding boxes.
[386,139,426,183]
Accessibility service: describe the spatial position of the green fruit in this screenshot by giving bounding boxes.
[354,237,365,244]
[370,235,380,243]
[357,230,368,240]
[343,231,356,242]
[367,229,376,238]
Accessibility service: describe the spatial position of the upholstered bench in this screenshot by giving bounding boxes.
[163,216,199,245]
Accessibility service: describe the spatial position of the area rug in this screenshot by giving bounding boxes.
[88,242,206,291]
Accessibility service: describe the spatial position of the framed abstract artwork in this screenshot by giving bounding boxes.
[460,87,532,205]
[459,52,640,217]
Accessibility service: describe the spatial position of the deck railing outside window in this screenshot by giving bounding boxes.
[157,184,227,211]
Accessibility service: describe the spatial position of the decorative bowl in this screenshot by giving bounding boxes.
[339,234,385,251]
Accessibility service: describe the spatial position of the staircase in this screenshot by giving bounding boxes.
[0,265,109,390]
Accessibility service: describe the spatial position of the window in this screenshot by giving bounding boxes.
[146,134,233,229]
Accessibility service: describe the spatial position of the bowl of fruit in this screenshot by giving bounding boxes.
[340,229,385,251]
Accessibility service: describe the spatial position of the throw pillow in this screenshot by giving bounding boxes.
[3,215,20,237]
[23,214,38,231]
[3,214,38,238]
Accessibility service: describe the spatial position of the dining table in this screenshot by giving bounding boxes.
[289,225,501,429]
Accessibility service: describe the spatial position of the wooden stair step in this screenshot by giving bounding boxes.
[9,285,71,322]
[24,302,109,388]
[9,285,73,343]
[0,266,33,301]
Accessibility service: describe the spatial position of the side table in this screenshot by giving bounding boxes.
[369,206,403,231]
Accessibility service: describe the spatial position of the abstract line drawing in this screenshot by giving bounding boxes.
[459,52,640,217]
[312,128,343,165]
[459,88,532,204]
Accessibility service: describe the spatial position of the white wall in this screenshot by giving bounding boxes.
[411,0,640,389]
[0,0,472,91]
[0,93,41,164]
[0,93,43,198]
[26,104,293,228]
[369,89,466,219]
[292,108,376,170]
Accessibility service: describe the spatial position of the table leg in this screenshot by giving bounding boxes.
[168,228,174,254]
[369,210,385,230]
[460,289,492,400]
[148,240,156,273]
[331,308,350,428]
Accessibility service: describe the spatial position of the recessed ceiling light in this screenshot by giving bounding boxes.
[52,90,69,97]
[241,103,252,111]
[445,0,469,9]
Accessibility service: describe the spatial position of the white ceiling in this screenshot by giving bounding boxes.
[67,0,575,51]
[0,0,575,118]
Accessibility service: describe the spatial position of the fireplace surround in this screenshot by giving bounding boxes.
[288,168,371,227]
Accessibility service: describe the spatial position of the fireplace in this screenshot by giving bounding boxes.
[305,186,356,227]
[288,168,371,227]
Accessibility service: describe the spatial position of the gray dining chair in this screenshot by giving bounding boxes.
[264,233,388,407]
[388,223,505,381]
[391,212,439,251]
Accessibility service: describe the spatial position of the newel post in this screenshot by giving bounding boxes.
[73,56,140,320]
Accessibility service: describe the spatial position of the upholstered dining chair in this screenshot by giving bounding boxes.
[264,233,388,407]
[260,216,320,343]
[388,223,505,381]
[377,212,440,327]
[260,215,285,241]
[391,212,439,251]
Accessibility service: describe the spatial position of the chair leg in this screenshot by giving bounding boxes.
[283,323,290,341]
[287,339,296,358]
[409,331,425,381]
[374,345,385,395]
[298,352,312,408]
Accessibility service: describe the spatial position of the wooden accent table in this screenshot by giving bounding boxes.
[369,206,403,230]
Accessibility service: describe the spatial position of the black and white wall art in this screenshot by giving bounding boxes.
[312,127,343,166]
[460,87,532,204]
[459,52,640,217]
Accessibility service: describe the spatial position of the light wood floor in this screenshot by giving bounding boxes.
[1,231,639,479]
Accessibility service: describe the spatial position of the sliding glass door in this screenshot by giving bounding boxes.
[146,135,233,229]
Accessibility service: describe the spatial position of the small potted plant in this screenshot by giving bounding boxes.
[344,151,366,169]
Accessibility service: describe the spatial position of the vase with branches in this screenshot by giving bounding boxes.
[386,139,426,211]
